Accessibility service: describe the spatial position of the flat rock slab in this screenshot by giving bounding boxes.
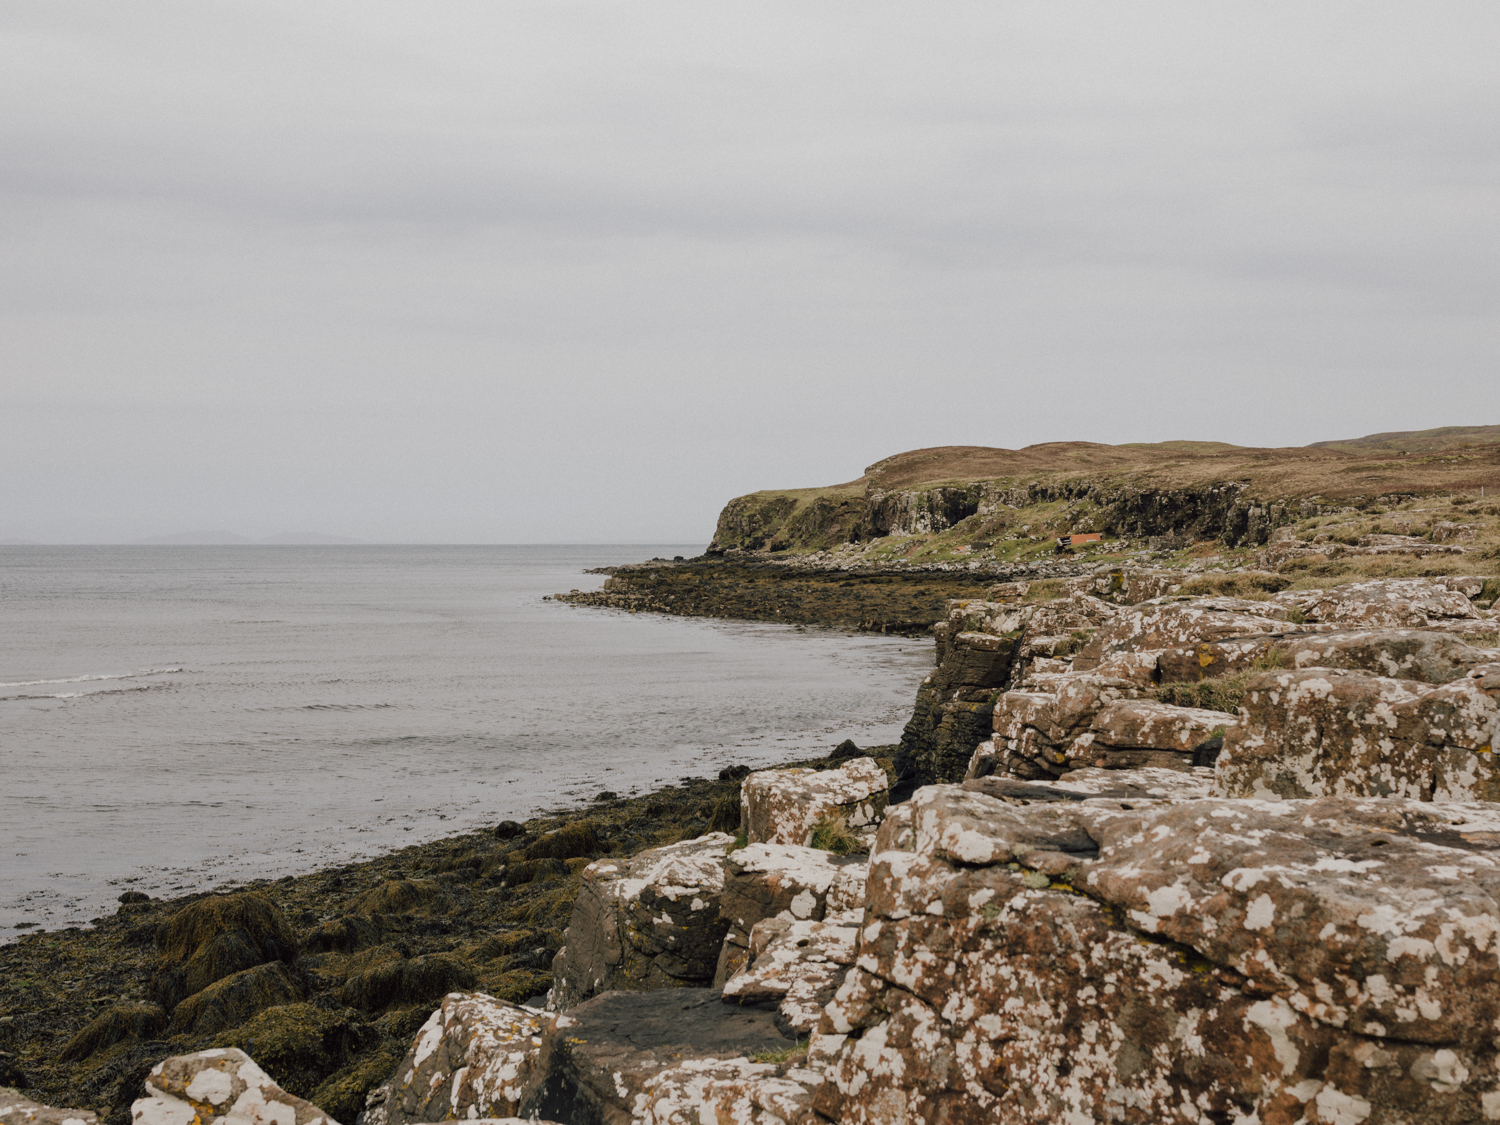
[1280,578,1481,629]
[526,990,795,1125]
[962,765,1215,804]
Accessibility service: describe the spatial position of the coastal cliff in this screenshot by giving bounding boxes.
[706,433,1500,562]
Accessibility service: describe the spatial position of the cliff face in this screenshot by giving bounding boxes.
[707,438,1500,559]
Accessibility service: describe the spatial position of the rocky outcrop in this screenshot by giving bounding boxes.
[810,782,1500,1124]
[714,844,867,986]
[1215,665,1500,801]
[132,1048,337,1125]
[550,834,734,1010]
[741,759,888,847]
[1273,628,1497,683]
[722,911,862,1037]
[894,592,1125,795]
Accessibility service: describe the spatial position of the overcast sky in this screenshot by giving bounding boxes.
[3,3,1497,543]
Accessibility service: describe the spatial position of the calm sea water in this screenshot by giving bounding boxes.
[0,546,931,937]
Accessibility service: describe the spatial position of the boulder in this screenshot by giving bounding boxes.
[741,759,888,847]
[714,844,867,985]
[986,675,1151,780]
[0,1090,100,1125]
[550,834,734,1010]
[131,1047,335,1125]
[368,992,544,1125]
[524,989,794,1125]
[1215,666,1500,801]
[722,911,862,1036]
[811,783,1500,1124]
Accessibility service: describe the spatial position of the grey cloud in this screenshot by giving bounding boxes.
[1,2,1497,542]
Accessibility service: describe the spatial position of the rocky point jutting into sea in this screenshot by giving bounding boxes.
[6,426,1500,1124]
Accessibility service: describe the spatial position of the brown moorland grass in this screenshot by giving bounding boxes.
[764,435,1500,502]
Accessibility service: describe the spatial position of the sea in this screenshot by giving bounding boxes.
[0,545,933,938]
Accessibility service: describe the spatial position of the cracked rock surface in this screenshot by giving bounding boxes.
[810,782,1500,1124]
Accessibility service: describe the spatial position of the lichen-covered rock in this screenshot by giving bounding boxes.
[963,765,1215,803]
[634,1057,824,1125]
[1085,699,1234,769]
[812,784,1500,1124]
[1215,666,1500,801]
[0,1090,99,1125]
[524,989,794,1125]
[373,993,544,1125]
[1277,578,1480,629]
[550,834,734,1010]
[741,759,888,847]
[1073,598,1287,671]
[1274,628,1495,684]
[986,674,1152,780]
[132,1047,337,1125]
[714,844,867,986]
[722,911,861,1036]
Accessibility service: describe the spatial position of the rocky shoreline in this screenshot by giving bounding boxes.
[11,464,1500,1123]
[0,752,889,1125]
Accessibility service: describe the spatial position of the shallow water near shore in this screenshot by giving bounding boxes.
[0,545,931,938]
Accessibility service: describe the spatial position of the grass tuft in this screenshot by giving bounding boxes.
[808,812,860,856]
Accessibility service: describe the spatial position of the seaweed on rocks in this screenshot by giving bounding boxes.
[0,746,891,1125]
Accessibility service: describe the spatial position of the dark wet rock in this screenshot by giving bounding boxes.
[171,962,304,1037]
[338,953,475,1014]
[828,739,864,762]
[58,1003,167,1063]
